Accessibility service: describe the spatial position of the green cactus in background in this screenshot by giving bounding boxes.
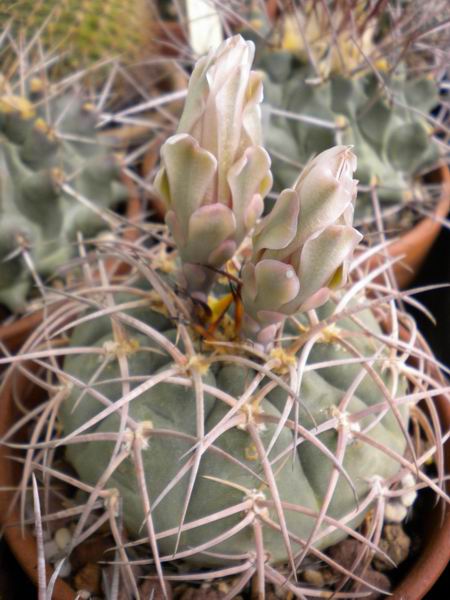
[0,0,147,74]
[260,54,440,221]
[234,1,443,226]
[0,77,127,311]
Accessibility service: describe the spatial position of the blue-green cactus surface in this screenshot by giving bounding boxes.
[60,287,408,566]
[260,52,439,220]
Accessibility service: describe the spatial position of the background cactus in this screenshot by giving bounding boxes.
[0,76,128,311]
[261,58,440,221]
[0,0,147,76]
[236,0,447,227]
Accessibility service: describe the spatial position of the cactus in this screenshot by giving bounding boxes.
[0,0,147,75]
[0,77,128,311]
[1,34,447,598]
[236,1,442,224]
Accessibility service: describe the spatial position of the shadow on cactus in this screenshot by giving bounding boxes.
[0,73,128,311]
[0,35,448,599]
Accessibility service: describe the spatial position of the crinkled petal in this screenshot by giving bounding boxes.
[208,239,237,267]
[241,262,257,303]
[244,194,265,233]
[161,133,217,236]
[295,168,351,245]
[254,259,301,310]
[213,65,252,203]
[253,189,300,253]
[195,37,255,200]
[227,145,271,240]
[293,225,362,310]
[292,146,357,245]
[184,203,236,265]
[178,54,212,136]
[295,145,356,187]
[241,71,265,147]
[255,310,286,327]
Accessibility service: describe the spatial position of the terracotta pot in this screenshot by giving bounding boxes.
[0,349,448,599]
[364,165,450,289]
[0,370,76,600]
[0,174,141,354]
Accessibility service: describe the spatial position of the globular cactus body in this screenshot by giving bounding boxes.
[61,288,408,565]
[0,81,127,310]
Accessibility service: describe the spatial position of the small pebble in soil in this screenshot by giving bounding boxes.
[43,539,59,561]
[328,538,360,571]
[327,538,392,599]
[358,568,391,600]
[384,500,408,523]
[177,583,227,599]
[55,558,71,579]
[268,587,294,600]
[71,535,113,572]
[400,473,417,507]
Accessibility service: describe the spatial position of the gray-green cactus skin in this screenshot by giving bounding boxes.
[0,84,127,310]
[60,289,408,566]
[260,52,439,218]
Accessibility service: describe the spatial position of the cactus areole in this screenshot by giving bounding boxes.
[61,37,409,572]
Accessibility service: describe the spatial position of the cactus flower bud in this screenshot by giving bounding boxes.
[155,35,272,299]
[242,146,362,346]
